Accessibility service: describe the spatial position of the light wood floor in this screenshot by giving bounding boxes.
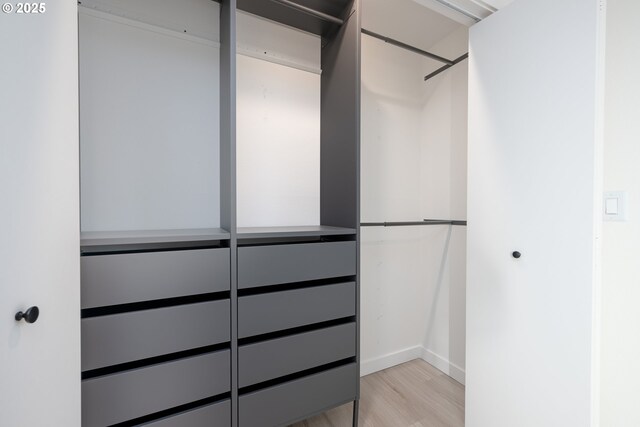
[291,360,465,427]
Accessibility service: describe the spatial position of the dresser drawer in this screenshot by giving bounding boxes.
[238,282,356,338]
[82,350,230,427]
[82,300,230,371]
[81,248,230,308]
[239,322,356,387]
[237,242,356,289]
[141,400,230,427]
[239,363,358,427]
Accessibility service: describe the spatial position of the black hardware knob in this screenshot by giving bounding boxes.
[512,251,522,259]
[15,306,39,324]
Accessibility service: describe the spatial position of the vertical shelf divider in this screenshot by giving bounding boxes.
[219,1,238,426]
[320,1,362,422]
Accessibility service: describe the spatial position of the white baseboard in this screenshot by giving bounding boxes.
[360,346,423,377]
[420,348,466,385]
[360,346,466,385]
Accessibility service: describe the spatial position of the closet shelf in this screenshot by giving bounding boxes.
[237,225,356,239]
[237,0,349,37]
[81,228,231,253]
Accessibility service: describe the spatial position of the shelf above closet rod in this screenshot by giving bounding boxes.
[361,220,467,227]
[269,0,344,25]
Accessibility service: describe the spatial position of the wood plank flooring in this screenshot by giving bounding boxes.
[291,359,465,427]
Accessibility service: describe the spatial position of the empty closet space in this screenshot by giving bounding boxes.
[78,1,231,425]
[351,0,468,425]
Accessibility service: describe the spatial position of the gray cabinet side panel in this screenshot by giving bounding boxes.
[141,400,231,427]
[219,0,236,233]
[81,248,230,308]
[82,351,230,427]
[320,0,360,229]
[82,300,230,371]
[238,282,355,338]
[219,2,238,426]
[239,322,356,387]
[239,363,358,427]
[237,242,356,289]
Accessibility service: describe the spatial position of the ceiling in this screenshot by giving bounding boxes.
[362,0,515,59]
[411,0,515,24]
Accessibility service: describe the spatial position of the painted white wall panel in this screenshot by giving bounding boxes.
[79,7,221,231]
[236,55,321,227]
[237,11,321,74]
[601,0,640,425]
[79,0,220,42]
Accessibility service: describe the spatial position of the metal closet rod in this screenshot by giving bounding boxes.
[424,52,468,81]
[269,0,344,25]
[360,28,469,82]
[361,219,467,227]
[361,29,453,65]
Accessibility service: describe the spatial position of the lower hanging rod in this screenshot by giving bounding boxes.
[361,219,467,227]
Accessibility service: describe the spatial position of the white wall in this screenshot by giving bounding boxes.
[236,15,322,228]
[601,1,640,425]
[80,1,323,231]
[79,2,221,232]
[360,27,468,383]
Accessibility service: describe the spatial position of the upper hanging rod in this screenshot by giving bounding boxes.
[361,219,467,227]
[269,0,344,25]
[424,52,468,81]
[361,29,453,65]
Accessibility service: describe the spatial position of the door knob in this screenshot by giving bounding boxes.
[512,251,522,259]
[15,306,39,324]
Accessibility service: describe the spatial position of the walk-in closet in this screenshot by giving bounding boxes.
[78,0,468,425]
[3,0,610,426]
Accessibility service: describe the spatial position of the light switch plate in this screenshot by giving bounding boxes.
[604,191,628,221]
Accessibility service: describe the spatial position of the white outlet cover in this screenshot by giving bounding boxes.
[604,191,628,222]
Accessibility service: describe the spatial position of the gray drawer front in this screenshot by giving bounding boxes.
[239,363,358,427]
[141,400,231,427]
[238,282,356,338]
[81,248,230,308]
[239,323,356,387]
[82,351,230,427]
[237,242,356,289]
[82,300,230,371]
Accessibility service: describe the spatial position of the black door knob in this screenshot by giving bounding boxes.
[15,306,39,324]
[512,251,522,259]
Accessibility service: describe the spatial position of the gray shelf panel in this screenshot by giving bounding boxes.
[237,225,356,239]
[237,242,356,289]
[239,322,356,387]
[237,0,350,37]
[81,228,231,248]
[81,248,230,309]
[140,400,231,427]
[238,362,357,427]
[82,350,230,427]
[82,300,231,371]
[238,282,356,338]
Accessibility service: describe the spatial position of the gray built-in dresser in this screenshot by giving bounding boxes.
[79,0,361,426]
